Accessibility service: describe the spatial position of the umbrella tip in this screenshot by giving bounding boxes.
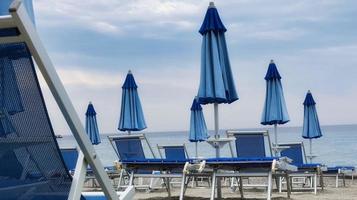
[308,90,311,93]
[128,70,132,74]
[89,101,92,104]
[270,59,274,64]
[209,2,215,8]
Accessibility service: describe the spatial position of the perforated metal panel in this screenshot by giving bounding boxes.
[0,43,74,200]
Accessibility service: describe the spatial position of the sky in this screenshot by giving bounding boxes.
[31,0,357,134]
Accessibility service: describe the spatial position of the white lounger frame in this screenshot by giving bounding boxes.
[277,142,323,194]
[224,130,278,200]
[108,134,160,191]
[0,1,134,199]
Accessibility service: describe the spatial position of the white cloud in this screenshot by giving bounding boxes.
[34,0,203,36]
[33,0,346,40]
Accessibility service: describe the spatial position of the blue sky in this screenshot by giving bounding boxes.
[33,0,357,134]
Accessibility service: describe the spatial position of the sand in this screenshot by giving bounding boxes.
[133,177,357,200]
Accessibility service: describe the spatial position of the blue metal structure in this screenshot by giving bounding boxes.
[118,71,147,134]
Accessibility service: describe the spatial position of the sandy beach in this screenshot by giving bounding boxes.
[133,177,357,200]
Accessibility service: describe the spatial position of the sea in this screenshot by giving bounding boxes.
[57,124,357,167]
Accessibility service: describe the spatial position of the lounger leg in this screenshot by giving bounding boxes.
[285,173,291,199]
[309,177,313,188]
[129,171,134,186]
[164,177,171,197]
[183,176,190,195]
[314,174,317,194]
[217,176,222,199]
[239,177,244,199]
[343,173,346,187]
[279,177,282,193]
[267,171,272,200]
[336,174,339,188]
[117,169,124,189]
[179,174,186,200]
[320,173,324,191]
[352,172,354,184]
[211,173,217,200]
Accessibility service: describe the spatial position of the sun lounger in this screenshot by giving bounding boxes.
[109,134,192,197]
[61,147,79,173]
[224,130,296,200]
[279,142,324,194]
[181,156,296,200]
[157,144,191,187]
[180,130,297,200]
[325,166,355,187]
[0,1,133,199]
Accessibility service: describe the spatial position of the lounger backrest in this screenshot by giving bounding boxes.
[113,136,146,160]
[280,143,305,165]
[0,1,74,199]
[227,130,273,158]
[234,133,266,157]
[159,145,187,160]
[60,148,79,171]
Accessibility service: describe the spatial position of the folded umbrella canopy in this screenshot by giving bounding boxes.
[118,70,147,134]
[197,2,238,157]
[302,91,322,163]
[85,102,101,145]
[261,60,289,152]
[189,97,209,158]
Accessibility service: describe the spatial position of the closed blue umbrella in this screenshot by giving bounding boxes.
[189,98,209,158]
[261,60,289,151]
[85,102,101,145]
[118,70,146,134]
[197,2,238,156]
[302,91,322,162]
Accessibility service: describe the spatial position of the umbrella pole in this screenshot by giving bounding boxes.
[128,130,131,135]
[214,103,219,138]
[195,142,198,159]
[214,103,220,157]
[213,103,222,200]
[274,124,278,146]
[309,139,313,163]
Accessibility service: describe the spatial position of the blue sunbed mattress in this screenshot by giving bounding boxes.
[204,157,278,170]
[295,163,321,169]
[326,166,355,173]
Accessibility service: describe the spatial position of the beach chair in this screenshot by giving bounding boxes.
[227,130,273,188]
[0,1,134,199]
[279,142,324,194]
[108,134,157,189]
[109,134,192,198]
[325,166,355,187]
[182,130,296,200]
[61,147,79,173]
[60,147,120,188]
[157,144,193,187]
[224,130,293,199]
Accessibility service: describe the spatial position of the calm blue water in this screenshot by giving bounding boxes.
[57,124,357,167]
